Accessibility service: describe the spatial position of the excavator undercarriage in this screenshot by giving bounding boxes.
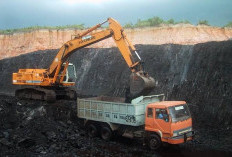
[15,87,77,102]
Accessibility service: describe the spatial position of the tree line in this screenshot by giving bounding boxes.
[0,17,232,35]
[124,17,231,28]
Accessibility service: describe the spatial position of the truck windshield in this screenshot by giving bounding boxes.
[168,104,191,123]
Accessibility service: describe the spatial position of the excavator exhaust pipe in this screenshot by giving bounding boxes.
[129,71,155,97]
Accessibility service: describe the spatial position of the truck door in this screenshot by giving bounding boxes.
[145,107,154,130]
[153,108,171,134]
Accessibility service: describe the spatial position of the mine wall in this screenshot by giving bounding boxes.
[1,26,232,60]
[0,40,231,128]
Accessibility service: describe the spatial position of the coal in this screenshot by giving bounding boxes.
[1,95,230,156]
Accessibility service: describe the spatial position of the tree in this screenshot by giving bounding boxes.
[167,18,175,24]
[149,16,164,26]
[135,19,150,27]
[224,21,232,28]
[198,20,210,26]
[124,23,134,28]
[176,20,191,24]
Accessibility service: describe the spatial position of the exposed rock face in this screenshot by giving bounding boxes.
[0,26,232,60]
[0,41,231,126]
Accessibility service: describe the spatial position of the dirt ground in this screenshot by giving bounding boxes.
[0,95,231,157]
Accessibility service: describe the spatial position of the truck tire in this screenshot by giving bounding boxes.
[87,124,98,138]
[101,126,112,141]
[148,134,161,150]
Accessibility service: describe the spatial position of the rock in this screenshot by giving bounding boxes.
[0,138,12,147]
[18,138,36,148]
[3,132,9,139]
[46,131,57,140]
[17,102,22,106]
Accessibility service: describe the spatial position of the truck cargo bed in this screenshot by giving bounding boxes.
[77,94,165,126]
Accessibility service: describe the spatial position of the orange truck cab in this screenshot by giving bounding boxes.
[145,101,194,149]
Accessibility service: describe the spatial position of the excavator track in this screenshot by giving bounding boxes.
[15,87,76,102]
[55,88,77,100]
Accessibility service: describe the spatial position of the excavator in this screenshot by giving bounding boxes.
[12,18,155,102]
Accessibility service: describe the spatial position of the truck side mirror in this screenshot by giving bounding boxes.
[164,116,169,122]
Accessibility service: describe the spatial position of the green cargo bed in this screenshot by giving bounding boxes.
[77,94,165,126]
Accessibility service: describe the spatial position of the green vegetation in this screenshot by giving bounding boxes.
[3,16,232,35]
[224,21,232,28]
[0,16,193,35]
[123,16,192,28]
[177,20,191,24]
[197,20,210,26]
[167,18,175,24]
[0,24,85,35]
[135,17,164,27]
[124,22,134,28]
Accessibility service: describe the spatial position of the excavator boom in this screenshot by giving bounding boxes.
[13,17,155,101]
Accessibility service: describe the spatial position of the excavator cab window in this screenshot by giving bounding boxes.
[67,64,76,82]
[61,63,77,83]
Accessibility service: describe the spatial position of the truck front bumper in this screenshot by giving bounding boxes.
[164,131,195,144]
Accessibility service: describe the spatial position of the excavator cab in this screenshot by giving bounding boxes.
[62,63,77,83]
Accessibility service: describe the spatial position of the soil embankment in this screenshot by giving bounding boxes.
[0,25,232,59]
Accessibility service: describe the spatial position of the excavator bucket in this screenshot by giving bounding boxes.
[129,71,155,97]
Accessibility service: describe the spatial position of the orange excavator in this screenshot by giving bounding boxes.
[12,18,155,102]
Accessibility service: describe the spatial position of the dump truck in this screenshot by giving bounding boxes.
[77,94,194,150]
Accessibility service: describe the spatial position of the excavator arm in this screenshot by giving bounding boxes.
[48,18,155,97]
[49,18,141,78]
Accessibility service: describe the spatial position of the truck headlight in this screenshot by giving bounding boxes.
[173,132,178,137]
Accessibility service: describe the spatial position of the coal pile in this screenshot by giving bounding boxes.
[0,95,139,156]
[0,95,171,156]
[1,95,232,156]
[0,95,84,156]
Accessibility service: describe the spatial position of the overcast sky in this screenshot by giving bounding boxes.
[0,0,231,29]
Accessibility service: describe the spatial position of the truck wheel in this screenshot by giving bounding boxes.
[101,126,112,141]
[87,124,98,138]
[148,134,161,150]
